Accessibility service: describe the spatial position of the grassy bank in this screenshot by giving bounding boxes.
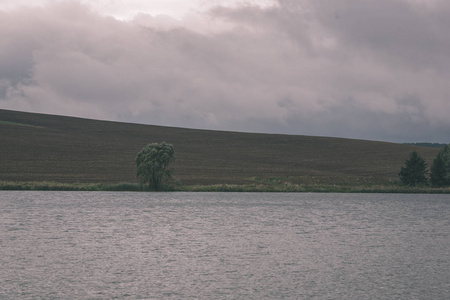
[1,181,449,194]
[0,181,142,191]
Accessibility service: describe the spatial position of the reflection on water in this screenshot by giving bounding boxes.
[1,192,449,299]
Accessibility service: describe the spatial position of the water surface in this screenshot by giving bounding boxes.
[1,192,449,299]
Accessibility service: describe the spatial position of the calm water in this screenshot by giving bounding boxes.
[1,192,449,299]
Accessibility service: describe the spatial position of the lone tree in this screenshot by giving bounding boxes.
[430,144,450,187]
[136,142,175,190]
[398,151,428,186]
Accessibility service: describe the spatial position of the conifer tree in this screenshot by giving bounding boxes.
[399,151,428,186]
[430,145,450,187]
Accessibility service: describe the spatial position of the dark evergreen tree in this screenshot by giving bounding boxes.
[430,145,450,187]
[398,151,428,186]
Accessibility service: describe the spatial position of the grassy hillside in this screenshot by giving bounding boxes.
[0,109,441,188]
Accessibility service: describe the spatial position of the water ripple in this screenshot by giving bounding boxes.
[1,191,449,299]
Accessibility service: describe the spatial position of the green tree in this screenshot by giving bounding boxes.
[430,145,450,187]
[398,151,428,186]
[136,142,175,190]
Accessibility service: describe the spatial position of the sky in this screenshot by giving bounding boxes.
[1,0,450,143]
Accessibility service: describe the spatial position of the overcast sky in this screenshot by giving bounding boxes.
[1,0,450,142]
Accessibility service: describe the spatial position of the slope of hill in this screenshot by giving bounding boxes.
[0,109,441,187]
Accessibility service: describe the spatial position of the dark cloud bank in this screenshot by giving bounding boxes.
[1,0,450,142]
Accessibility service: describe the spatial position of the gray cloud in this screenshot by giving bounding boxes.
[1,0,450,142]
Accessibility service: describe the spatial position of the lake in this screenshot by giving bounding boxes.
[1,191,449,299]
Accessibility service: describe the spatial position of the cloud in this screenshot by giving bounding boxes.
[1,0,450,142]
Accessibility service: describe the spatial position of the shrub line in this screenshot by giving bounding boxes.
[1,181,449,193]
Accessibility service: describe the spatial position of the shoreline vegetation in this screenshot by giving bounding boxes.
[1,181,449,194]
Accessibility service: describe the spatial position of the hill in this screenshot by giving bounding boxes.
[0,109,441,188]
[404,143,447,148]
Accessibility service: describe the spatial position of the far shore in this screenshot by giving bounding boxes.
[1,181,449,194]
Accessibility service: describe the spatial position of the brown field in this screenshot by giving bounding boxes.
[0,109,441,188]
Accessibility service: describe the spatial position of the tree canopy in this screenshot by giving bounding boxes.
[398,151,428,186]
[430,144,450,187]
[136,142,175,190]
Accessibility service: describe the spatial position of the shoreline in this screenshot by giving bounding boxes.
[1,181,449,194]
